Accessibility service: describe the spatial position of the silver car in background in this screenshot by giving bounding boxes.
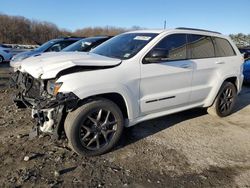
[0,44,13,63]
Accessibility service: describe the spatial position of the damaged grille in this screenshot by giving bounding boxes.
[24,75,42,99]
[12,71,47,107]
[12,71,79,110]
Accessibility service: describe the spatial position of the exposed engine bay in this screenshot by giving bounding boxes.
[11,71,79,138]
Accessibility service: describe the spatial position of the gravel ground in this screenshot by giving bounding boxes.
[1,63,250,187]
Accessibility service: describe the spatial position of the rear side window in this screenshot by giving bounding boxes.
[213,37,236,57]
[188,35,215,59]
[152,34,187,61]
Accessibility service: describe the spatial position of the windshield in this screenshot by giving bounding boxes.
[91,33,158,60]
[62,37,106,52]
[35,39,59,52]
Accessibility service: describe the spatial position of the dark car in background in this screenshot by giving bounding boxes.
[243,59,250,83]
[239,48,250,58]
[62,36,112,52]
[239,47,250,84]
[10,37,83,63]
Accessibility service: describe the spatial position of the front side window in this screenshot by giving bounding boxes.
[188,35,215,59]
[213,37,236,57]
[91,33,158,60]
[149,34,187,61]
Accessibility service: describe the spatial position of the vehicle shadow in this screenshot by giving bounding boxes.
[233,85,250,113]
[0,62,10,68]
[118,86,250,149]
[119,108,207,148]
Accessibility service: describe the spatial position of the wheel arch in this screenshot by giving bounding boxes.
[73,90,138,124]
[204,75,241,107]
[224,76,238,92]
[79,92,129,119]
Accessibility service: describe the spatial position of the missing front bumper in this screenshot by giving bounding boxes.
[12,71,80,139]
[30,92,79,139]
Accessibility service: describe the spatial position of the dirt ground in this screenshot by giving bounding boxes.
[1,63,250,188]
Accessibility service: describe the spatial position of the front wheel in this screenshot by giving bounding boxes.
[64,98,124,156]
[207,82,237,117]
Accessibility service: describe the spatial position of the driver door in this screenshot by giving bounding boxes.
[140,34,194,115]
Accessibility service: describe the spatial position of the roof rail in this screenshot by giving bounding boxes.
[176,27,221,34]
[92,35,112,37]
[57,36,84,39]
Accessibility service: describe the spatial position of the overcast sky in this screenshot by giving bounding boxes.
[1,0,249,34]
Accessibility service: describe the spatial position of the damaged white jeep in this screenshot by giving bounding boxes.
[12,28,244,156]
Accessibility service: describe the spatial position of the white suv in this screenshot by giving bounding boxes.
[13,28,244,156]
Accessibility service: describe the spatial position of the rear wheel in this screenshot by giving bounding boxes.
[64,98,124,156]
[207,82,237,117]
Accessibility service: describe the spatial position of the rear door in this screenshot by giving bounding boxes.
[188,34,237,104]
[140,34,194,115]
[187,34,216,103]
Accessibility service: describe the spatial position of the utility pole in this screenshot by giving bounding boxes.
[164,20,166,29]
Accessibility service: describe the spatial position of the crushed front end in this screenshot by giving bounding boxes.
[11,71,79,138]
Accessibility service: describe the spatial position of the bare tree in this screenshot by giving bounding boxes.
[0,13,148,45]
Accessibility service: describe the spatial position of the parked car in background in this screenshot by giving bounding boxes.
[0,44,14,63]
[243,59,250,83]
[239,47,250,83]
[10,37,83,65]
[12,28,244,156]
[239,47,250,59]
[62,36,112,52]
[10,36,112,70]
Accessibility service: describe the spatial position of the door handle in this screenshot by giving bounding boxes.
[215,61,225,65]
[180,64,191,68]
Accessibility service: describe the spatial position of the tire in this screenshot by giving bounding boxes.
[64,98,124,156]
[207,82,237,117]
[0,55,4,63]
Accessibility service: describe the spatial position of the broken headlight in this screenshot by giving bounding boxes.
[47,80,63,96]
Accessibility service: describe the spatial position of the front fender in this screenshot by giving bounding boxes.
[58,81,139,121]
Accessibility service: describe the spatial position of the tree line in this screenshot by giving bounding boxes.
[0,13,128,45]
[0,13,250,47]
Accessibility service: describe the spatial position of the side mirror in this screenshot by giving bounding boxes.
[144,49,168,63]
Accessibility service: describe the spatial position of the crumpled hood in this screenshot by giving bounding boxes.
[20,52,121,79]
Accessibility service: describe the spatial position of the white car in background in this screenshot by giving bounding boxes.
[13,28,244,156]
[0,44,13,63]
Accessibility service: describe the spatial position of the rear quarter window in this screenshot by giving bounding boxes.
[213,37,236,57]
